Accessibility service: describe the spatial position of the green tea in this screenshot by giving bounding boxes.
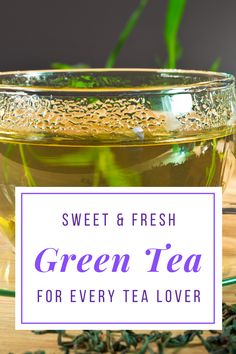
[0,133,234,245]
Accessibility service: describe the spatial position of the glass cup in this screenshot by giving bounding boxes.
[0,69,235,296]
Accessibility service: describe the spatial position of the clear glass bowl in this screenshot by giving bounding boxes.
[0,69,235,297]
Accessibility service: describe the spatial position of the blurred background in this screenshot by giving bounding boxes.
[0,0,235,73]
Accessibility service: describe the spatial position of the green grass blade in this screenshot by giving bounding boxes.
[164,0,187,68]
[210,57,221,72]
[105,0,150,68]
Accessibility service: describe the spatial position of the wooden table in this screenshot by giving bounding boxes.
[1,175,236,354]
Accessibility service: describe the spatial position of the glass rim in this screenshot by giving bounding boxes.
[0,68,234,93]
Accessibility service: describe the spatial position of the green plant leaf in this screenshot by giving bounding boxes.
[31,148,96,167]
[51,62,90,69]
[19,145,36,186]
[210,57,221,71]
[3,144,14,182]
[98,148,141,186]
[164,0,187,68]
[205,139,217,186]
[105,0,150,68]
[26,146,140,187]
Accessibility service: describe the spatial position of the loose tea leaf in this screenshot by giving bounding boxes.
[22,303,236,354]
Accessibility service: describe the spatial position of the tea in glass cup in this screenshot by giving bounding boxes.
[0,69,235,294]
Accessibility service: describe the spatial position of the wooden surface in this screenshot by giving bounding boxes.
[0,175,236,354]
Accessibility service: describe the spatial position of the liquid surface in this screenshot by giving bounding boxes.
[0,133,235,247]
